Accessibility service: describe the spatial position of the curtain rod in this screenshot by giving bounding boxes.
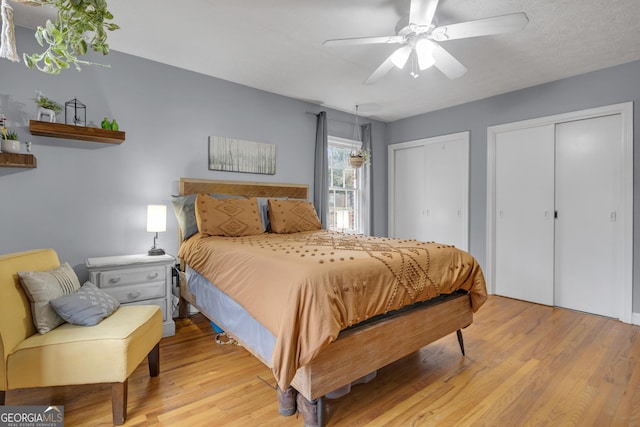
[304,111,367,125]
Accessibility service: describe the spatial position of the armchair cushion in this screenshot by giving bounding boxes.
[50,282,120,326]
[7,305,161,388]
[17,262,81,334]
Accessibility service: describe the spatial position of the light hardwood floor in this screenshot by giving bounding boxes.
[6,295,640,426]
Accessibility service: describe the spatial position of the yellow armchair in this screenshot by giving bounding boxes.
[0,249,163,425]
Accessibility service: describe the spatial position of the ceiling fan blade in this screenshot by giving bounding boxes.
[431,12,529,41]
[363,55,395,85]
[410,0,439,27]
[431,43,467,79]
[323,35,404,47]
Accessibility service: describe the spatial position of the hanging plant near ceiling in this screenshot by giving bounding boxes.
[0,0,119,74]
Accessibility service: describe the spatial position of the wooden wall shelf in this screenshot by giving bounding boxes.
[0,152,37,168]
[29,120,125,144]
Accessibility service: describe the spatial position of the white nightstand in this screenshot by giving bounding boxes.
[86,254,176,337]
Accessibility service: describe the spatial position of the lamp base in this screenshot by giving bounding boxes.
[148,247,165,256]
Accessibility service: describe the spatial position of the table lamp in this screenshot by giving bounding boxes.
[147,204,166,256]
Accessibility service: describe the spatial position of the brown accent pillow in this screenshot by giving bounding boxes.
[195,194,263,237]
[268,199,323,233]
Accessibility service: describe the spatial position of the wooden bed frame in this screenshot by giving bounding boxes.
[176,178,474,425]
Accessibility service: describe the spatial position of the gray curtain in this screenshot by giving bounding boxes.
[314,111,328,227]
[360,123,373,235]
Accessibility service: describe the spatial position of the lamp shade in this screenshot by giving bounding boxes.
[146,204,167,233]
[416,38,436,70]
[390,45,412,69]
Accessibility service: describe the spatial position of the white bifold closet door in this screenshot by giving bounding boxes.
[494,114,623,317]
[392,144,427,241]
[423,139,468,250]
[554,115,621,317]
[495,125,555,305]
[389,132,469,251]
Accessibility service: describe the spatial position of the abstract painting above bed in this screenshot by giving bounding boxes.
[178,229,487,390]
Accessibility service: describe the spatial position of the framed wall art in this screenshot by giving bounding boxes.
[208,136,276,175]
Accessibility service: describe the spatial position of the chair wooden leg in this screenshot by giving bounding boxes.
[112,380,128,426]
[148,343,160,377]
[0,390,5,405]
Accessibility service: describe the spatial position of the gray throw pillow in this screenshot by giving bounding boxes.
[50,282,120,326]
[172,194,198,241]
[18,262,82,334]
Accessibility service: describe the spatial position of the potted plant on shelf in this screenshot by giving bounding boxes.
[349,148,371,169]
[35,92,63,122]
[1,128,21,154]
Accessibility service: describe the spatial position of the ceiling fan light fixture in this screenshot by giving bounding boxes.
[390,46,412,69]
[430,27,449,41]
[416,38,436,70]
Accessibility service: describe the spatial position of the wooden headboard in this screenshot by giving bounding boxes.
[179,178,308,199]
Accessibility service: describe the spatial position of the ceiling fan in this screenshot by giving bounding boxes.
[323,0,528,84]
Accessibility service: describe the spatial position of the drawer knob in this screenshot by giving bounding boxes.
[127,291,142,300]
[147,272,159,280]
[109,277,121,284]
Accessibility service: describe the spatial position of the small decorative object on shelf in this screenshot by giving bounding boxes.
[0,125,21,154]
[101,118,119,130]
[35,90,62,123]
[65,98,86,126]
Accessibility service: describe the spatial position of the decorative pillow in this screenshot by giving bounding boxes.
[18,262,82,334]
[172,193,247,240]
[256,196,288,232]
[171,194,198,241]
[50,282,120,326]
[268,199,323,233]
[195,194,264,237]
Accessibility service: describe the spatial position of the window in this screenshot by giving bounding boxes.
[328,136,363,233]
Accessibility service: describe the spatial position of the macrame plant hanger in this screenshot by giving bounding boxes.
[0,0,19,62]
[0,0,41,62]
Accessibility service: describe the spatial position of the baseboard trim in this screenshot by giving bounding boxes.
[632,312,640,326]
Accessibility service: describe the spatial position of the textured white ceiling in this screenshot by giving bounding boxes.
[11,0,640,121]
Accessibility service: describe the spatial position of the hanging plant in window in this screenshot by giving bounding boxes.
[349,104,371,169]
[0,0,119,74]
[349,148,371,169]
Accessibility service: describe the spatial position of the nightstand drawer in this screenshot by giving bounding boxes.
[105,281,165,303]
[99,266,166,288]
[125,297,168,321]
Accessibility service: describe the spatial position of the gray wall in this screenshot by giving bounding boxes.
[0,26,386,280]
[387,59,640,313]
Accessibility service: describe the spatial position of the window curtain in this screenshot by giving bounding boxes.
[360,123,373,235]
[314,111,328,227]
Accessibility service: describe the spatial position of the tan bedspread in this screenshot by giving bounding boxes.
[179,230,487,390]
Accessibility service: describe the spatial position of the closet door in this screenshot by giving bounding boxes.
[391,145,427,240]
[389,132,469,249]
[423,138,468,250]
[554,114,621,317]
[494,125,555,305]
